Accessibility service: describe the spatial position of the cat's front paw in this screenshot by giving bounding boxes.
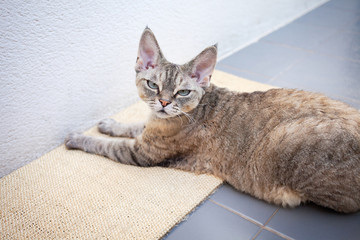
[98,118,116,136]
[65,132,84,150]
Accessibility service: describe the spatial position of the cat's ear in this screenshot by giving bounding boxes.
[135,27,163,72]
[188,44,217,88]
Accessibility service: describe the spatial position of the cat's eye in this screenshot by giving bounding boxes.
[177,90,191,96]
[147,80,159,90]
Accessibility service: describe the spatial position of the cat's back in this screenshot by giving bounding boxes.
[196,85,360,164]
[200,86,360,135]
[197,86,360,212]
[261,88,360,120]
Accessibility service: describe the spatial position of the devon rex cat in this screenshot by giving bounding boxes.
[66,28,360,213]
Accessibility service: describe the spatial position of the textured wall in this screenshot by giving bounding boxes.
[0,0,326,177]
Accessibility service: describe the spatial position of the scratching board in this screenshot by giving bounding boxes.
[1,70,275,239]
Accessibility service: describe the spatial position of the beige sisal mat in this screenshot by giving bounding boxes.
[1,70,275,239]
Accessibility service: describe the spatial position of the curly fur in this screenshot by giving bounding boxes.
[66,28,360,213]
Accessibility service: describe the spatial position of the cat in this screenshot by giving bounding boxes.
[66,27,360,213]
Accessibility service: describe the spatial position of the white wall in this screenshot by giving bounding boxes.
[0,0,327,177]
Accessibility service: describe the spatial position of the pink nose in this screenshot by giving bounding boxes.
[159,99,171,107]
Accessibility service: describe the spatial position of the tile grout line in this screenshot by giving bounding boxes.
[307,26,360,64]
[262,31,360,64]
[263,208,279,226]
[258,208,295,240]
[250,208,296,240]
[262,226,294,240]
[208,199,264,228]
[260,39,315,53]
[268,54,309,84]
[250,228,264,240]
[312,50,360,64]
[210,200,294,240]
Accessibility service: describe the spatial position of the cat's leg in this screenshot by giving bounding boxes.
[98,118,145,138]
[65,133,150,166]
[265,186,358,212]
[264,186,304,208]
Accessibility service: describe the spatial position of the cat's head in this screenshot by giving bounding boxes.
[135,27,217,119]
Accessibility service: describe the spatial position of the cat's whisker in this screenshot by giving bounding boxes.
[179,110,196,124]
[172,106,189,122]
[175,113,184,126]
[170,107,183,125]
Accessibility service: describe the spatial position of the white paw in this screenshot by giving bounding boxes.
[98,118,116,135]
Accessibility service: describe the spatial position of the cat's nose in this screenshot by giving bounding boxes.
[159,99,171,107]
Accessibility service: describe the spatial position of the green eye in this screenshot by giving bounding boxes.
[147,80,159,89]
[177,90,191,96]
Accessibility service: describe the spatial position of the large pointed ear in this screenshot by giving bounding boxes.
[135,27,163,72]
[187,45,217,87]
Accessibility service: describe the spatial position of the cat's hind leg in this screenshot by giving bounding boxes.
[265,186,304,208]
[98,118,145,138]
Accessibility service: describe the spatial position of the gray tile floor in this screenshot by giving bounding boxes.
[164,0,360,239]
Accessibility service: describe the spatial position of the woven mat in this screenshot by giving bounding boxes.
[0,70,275,239]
